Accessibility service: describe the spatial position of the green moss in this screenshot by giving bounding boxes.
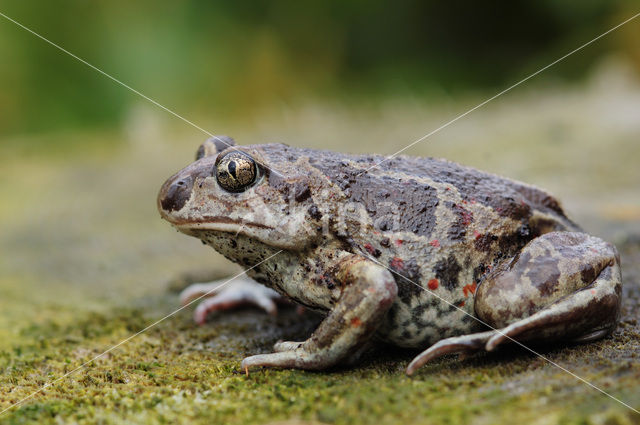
[1,288,639,425]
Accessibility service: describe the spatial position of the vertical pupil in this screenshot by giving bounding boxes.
[228,160,237,179]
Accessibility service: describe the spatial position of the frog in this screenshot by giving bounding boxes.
[157,136,622,375]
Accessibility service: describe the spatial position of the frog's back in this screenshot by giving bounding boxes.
[259,144,578,235]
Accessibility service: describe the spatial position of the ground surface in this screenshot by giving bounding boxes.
[1,62,639,424]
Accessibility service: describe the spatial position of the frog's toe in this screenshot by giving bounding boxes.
[180,281,225,305]
[241,349,316,372]
[242,342,356,372]
[241,353,290,372]
[194,294,277,324]
[180,277,283,324]
[406,331,496,375]
[273,340,304,352]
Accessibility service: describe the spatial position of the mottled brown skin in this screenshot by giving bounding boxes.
[157,137,622,374]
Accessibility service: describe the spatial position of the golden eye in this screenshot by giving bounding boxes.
[215,151,258,192]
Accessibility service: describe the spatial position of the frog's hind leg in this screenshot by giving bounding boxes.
[407,231,621,375]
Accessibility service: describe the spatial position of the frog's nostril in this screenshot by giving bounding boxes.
[160,176,194,212]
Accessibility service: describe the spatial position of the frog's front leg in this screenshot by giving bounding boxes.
[407,231,621,375]
[241,255,397,371]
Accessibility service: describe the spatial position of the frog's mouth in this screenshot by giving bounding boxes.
[170,216,273,234]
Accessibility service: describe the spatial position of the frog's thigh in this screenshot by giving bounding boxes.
[476,231,621,348]
[241,256,397,371]
[475,232,622,350]
[407,231,621,375]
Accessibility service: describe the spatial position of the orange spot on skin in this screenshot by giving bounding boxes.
[460,209,473,226]
[429,239,440,248]
[428,279,439,290]
[591,289,596,295]
[458,301,465,307]
[463,283,477,297]
[390,257,404,270]
[350,317,362,327]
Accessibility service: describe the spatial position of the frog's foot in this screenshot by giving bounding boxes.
[241,255,397,372]
[179,277,283,325]
[407,232,622,375]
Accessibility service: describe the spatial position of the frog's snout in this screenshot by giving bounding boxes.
[158,174,194,216]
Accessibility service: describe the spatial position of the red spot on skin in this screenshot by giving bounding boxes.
[364,243,376,256]
[591,289,596,295]
[463,283,477,297]
[428,279,439,290]
[350,317,362,327]
[460,209,473,226]
[470,198,477,204]
[373,231,380,236]
[390,257,404,270]
[395,239,404,247]
[458,301,465,307]
[473,230,481,239]
[430,239,440,248]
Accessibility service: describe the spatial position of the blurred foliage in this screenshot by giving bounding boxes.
[0,0,638,137]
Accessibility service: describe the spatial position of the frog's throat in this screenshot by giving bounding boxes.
[171,216,273,234]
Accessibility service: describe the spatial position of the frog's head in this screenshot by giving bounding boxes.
[157,137,324,252]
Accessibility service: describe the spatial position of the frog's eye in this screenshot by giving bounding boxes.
[215,151,258,193]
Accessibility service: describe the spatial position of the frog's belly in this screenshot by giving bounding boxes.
[376,291,484,348]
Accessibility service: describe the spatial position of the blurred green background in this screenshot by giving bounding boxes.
[1,0,639,138]
[1,2,640,424]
